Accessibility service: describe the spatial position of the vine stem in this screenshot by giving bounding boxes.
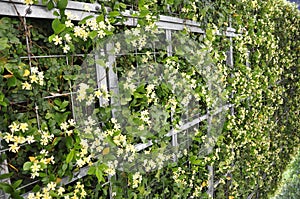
[9,0,41,130]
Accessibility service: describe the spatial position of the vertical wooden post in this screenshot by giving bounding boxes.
[105,43,119,199]
[207,107,214,198]
[226,17,235,199]
[95,49,109,108]
[166,29,178,162]
[106,43,119,118]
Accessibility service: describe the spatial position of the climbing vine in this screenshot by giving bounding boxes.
[0,0,299,198]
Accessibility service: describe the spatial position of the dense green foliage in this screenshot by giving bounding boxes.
[0,0,299,198]
[272,149,300,199]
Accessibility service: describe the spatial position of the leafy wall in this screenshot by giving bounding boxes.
[0,0,299,198]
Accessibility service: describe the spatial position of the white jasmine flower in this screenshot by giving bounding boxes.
[53,35,62,45]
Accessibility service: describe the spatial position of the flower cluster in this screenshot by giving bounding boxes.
[104,160,118,176]
[27,181,86,199]
[122,70,137,94]
[60,119,76,136]
[1,122,34,153]
[86,117,137,165]
[130,172,142,188]
[163,57,202,114]
[76,83,110,107]
[39,129,54,146]
[145,83,157,104]
[23,0,37,5]
[172,167,187,186]
[142,153,172,172]
[124,27,148,51]
[26,149,55,179]
[22,67,45,90]
[76,139,93,168]
[50,12,114,54]
[140,110,151,126]
[94,85,110,106]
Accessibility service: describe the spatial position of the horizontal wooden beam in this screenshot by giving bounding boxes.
[0,0,238,36]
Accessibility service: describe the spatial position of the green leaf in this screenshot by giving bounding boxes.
[138,0,145,9]
[109,11,120,17]
[52,19,66,34]
[136,84,146,93]
[32,184,40,192]
[54,98,61,106]
[0,96,7,107]
[48,34,56,43]
[66,149,75,163]
[23,162,32,171]
[61,100,69,109]
[7,76,17,87]
[133,92,145,99]
[119,3,126,9]
[189,156,202,165]
[49,190,59,197]
[52,137,61,146]
[45,112,53,119]
[95,167,104,183]
[89,31,98,40]
[47,0,54,10]
[65,136,73,149]
[96,14,105,23]
[10,191,22,199]
[0,173,14,180]
[53,10,60,17]
[79,15,94,25]
[54,106,66,112]
[57,0,68,10]
[155,169,161,180]
[206,27,213,41]
[139,9,150,17]
[0,38,9,50]
[62,163,68,171]
[0,183,14,194]
[12,180,22,189]
[53,112,67,122]
[87,166,96,175]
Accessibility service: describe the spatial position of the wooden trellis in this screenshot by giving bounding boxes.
[0,1,238,198]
